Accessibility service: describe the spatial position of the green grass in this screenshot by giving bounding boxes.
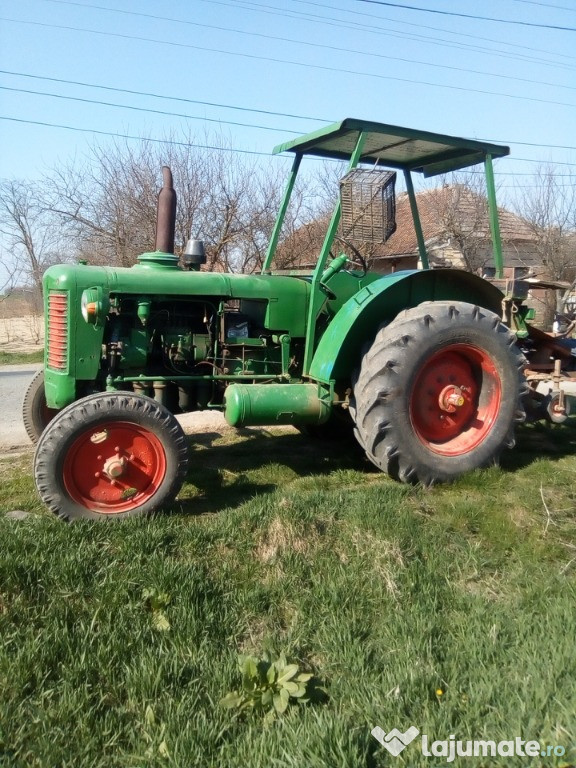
[0,349,43,365]
[1,424,576,767]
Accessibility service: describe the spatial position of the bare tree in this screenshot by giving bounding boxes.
[232,163,324,273]
[0,243,19,299]
[517,165,576,323]
[268,160,348,270]
[425,173,495,274]
[518,165,576,281]
[0,179,63,307]
[40,130,308,274]
[43,140,165,268]
[0,133,335,290]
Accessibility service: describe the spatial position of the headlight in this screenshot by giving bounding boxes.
[81,287,109,326]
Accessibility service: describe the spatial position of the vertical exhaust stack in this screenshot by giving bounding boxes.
[155,166,177,254]
[137,167,179,268]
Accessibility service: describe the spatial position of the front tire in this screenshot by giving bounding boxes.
[350,301,526,485]
[22,370,58,443]
[34,392,189,521]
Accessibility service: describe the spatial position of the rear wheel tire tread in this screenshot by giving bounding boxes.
[350,301,526,485]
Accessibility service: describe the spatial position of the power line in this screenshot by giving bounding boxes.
[32,0,576,95]
[466,167,575,176]
[44,0,576,70]
[2,70,576,153]
[3,17,576,111]
[202,0,576,71]
[2,115,574,175]
[493,0,576,12]
[491,138,576,151]
[354,0,576,32]
[0,85,300,135]
[513,156,576,167]
[0,69,328,124]
[0,115,273,157]
[292,0,576,64]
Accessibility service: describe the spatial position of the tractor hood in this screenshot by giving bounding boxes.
[44,259,312,301]
[43,259,312,337]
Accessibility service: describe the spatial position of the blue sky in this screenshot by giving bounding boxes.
[0,0,575,195]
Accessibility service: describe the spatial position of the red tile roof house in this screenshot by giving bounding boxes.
[275,184,553,324]
[371,185,540,274]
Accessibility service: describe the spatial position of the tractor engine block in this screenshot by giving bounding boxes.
[100,296,288,412]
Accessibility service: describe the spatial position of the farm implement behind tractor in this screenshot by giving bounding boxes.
[24,118,576,520]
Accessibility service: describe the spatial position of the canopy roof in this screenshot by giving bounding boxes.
[273,118,509,177]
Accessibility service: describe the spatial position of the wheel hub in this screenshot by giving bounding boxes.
[438,385,466,413]
[63,423,167,513]
[102,452,126,479]
[410,344,502,456]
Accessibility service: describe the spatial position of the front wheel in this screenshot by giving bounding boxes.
[34,392,189,521]
[22,370,58,443]
[350,301,526,485]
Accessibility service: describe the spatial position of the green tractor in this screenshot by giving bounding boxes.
[26,118,569,520]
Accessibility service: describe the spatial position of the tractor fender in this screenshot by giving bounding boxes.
[309,268,505,382]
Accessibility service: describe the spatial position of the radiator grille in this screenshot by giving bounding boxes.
[47,292,68,371]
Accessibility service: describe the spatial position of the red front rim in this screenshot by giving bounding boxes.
[63,421,167,514]
[410,344,502,456]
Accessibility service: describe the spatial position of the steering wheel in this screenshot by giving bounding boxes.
[334,235,368,277]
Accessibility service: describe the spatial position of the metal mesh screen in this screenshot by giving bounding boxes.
[340,169,397,243]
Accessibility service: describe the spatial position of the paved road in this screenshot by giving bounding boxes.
[0,364,42,449]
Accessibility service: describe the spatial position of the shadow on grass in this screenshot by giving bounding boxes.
[175,419,576,517]
[500,419,576,473]
[177,428,369,517]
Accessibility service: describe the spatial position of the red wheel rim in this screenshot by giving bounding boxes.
[63,421,167,514]
[410,344,502,456]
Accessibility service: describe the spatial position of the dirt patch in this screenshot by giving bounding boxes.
[0,316,44,353]
[178,410,230,434]
[255,516,310,563]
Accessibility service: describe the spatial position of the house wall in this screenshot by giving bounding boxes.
[373,244,553,328]
[370,254,418,273]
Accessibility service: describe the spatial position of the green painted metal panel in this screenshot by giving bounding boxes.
[224,383,330,427]
[43,263,311,336]
[43,265,104,408]
[303,130,367,373]
[273,118,509,176]
[485,154,504,280]
[263,153,301,272]
[403,169,429,269]
[308,268,505,382]
[42,260,313,408]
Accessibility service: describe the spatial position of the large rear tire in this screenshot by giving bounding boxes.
[350,301,526,485]
[22,370,58,443]
[34,392,189,521]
